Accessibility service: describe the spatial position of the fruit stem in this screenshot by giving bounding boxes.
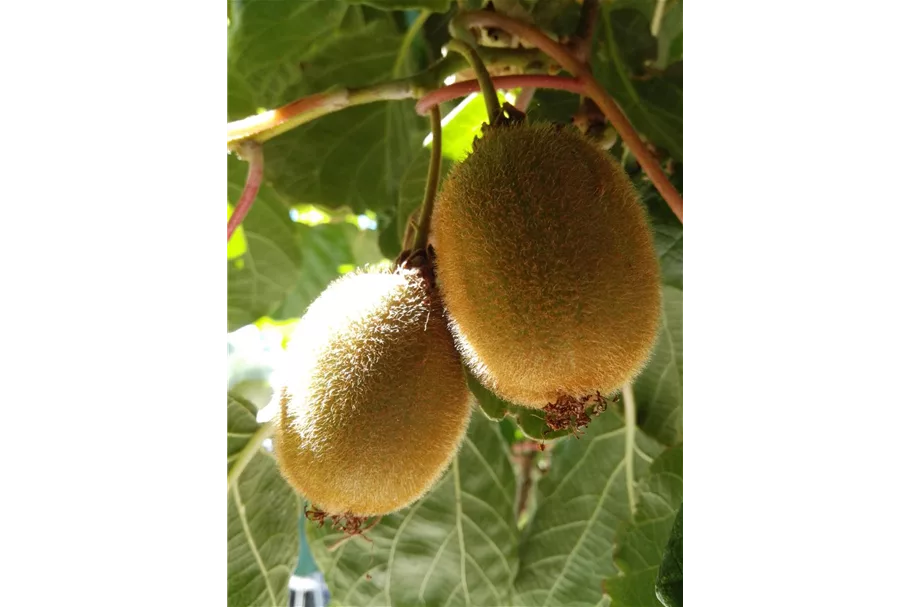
[415,74,586,115]
[411,105,443,253]
[453,10,684,223]
[444,39,500,124]
[227,420,274,492]
[228,140,264,242]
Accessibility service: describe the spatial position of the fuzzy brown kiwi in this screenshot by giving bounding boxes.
[431,122,662,409]
[274,265,471,517]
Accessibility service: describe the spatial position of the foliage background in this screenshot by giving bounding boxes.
[227,1,682,605]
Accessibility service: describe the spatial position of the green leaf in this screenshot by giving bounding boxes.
[594,8,683,161]
[512,405,572,441]
[227,0,349,119]
[513,408,663,606]
[229,4,426,215]
[608,8,658,72]
[227,154,302,332]
[307,412,519,606]
[345,0,453,12]
[397,150,453,244]
[272,221,386,323]
[524,0,582,36]
[466,368,510,421]
[604,444,683,607]
[462,369,573,440]
[655,504,683,607]
[524,88,579,125]
[639,172,683,289]
[378,211,403,259]
[438,92,508,162]
[228,391,301,607]
[261,23,426,214]
[656,2,683,69]
[634,286,683,445]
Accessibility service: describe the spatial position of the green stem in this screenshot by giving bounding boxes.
[411,104,442,253]
[227,421,275,491]
[445,39,500,124]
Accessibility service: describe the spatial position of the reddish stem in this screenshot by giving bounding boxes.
[416,74,585,115]
[228,142,264,242]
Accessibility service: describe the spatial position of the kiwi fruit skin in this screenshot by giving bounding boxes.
[274,266,471,517]
[431,122,662,409]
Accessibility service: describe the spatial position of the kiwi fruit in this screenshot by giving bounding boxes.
[431,121,662,409]
[274,265,471,517]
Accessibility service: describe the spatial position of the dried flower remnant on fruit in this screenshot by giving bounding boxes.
[543,392,607,436]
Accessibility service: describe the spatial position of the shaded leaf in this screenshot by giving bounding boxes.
[525,0,582,36]
[397,150,453,244]
[656,1,683,69]
[227,0,349,119]
[307,412,519,606]
[593,8,683,161]
[656,504,683,607]
[346,0,453,12]
[524,88,579,125]
[228,391,300,607]
[228,4,426,215]
[513,408,663,606]
[604,444,683,607]
[512,405,572,441]
[227,154,302,331]
[466,368,510,421]
[634,286,682,445]
[638,171,683,289]
[378,212,403,259]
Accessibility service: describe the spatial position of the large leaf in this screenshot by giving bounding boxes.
[594,8,684,161]
[634,286,683,446]
[229,2,425,214]
[513,408,664,606]
[639,171,683,289]
[227,0,349,119]
[655,504,683,607]
[228,392,301,607]
[604,444,683,607]
[307,412,519,606]
[227,154,302,331]
[345,0,453,12]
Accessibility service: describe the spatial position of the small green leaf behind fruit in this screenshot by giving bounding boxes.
[464,368,573,439]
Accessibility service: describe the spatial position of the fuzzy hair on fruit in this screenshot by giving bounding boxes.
[431,122,662,408]
[274,265,472,517]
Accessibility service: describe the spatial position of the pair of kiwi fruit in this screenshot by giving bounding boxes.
[274,115,661,519]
